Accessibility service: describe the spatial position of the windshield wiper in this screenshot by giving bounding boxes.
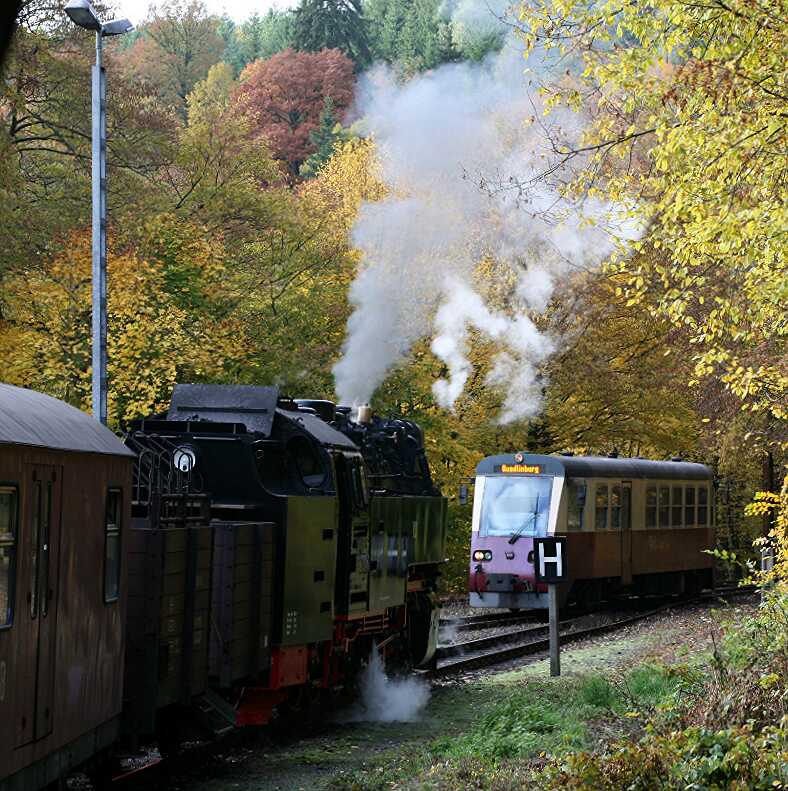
[508,495,539,545]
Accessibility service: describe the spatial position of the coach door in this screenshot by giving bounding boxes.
[620,482,633,585]
[15,465,62,746]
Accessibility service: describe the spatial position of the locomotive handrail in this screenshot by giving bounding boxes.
[125,430,207,525]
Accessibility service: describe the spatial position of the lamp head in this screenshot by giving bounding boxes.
[102,18,135,36]
[64,1,134,36]
[64,0,102,31]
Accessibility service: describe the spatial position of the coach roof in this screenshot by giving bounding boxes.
[0,383,135,457]
[476,453,712,481]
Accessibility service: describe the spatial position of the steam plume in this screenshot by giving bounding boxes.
[342,648,431,722]
[333,8,637,421]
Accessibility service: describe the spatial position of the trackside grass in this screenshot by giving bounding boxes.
[328,640,691,790]
[329,597,787,791]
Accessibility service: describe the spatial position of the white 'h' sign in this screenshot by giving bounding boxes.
[539,542,563,578]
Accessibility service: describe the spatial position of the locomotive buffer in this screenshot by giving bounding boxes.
[534,537,568,677]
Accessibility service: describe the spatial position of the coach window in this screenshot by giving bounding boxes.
[595,484,609,530]
[30,480,41,617]
[658,486,670,527]
[685,486,696,526]
[610,485,622,529]
[646,485,657,528]
[698,486,708,526]
[105,489,122,603]
[671,486,683,527]
[0,486,18,628]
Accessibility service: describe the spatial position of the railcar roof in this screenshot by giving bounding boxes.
[476,452,712,480]
[0,383,135,457]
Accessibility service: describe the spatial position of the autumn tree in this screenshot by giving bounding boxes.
[292,0,371,67]
[122,0,224,118]
[516,0,786,423]
[0,227,250,424]
[0,9,176,274]
[541,267,702,458]
[234,48,354,178]
[221,138,384,397]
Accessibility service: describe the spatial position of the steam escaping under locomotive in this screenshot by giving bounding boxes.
[0,383,447,791]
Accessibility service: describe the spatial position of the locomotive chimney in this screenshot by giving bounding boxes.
[357,404,373,424]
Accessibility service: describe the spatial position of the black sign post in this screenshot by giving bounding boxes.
[534,537,568,677]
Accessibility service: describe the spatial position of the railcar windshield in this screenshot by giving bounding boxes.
[480,475,553,538]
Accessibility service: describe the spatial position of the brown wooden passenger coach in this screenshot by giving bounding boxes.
[0,384,134,791]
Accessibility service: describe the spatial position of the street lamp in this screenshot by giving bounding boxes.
[64,1,133,425]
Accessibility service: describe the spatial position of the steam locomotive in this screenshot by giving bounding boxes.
[0,383,447,791]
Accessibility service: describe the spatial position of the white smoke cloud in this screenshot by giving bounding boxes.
[332,8,638,421]
[341,647,431,722]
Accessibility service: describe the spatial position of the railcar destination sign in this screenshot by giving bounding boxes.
[496,463,541,474]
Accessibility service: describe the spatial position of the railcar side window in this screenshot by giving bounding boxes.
[105,489,122,602]
[685,486,696,526]
[595,484,609,530]
[659,486,670,527]
[40,481,52,617]
[698,486,708,526]
[610,485,622,529]
[0,486,18,628]
[567,481,585,531]
[646,485,657,528]
[672,486,683,527]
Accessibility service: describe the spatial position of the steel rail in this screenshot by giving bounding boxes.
[440,611,544,632]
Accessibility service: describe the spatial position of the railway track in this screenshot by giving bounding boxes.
[439,610,544,633]
[431,586,755,677]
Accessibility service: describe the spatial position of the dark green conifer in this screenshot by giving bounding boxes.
[292,0,372,68]
[300,96,353,178]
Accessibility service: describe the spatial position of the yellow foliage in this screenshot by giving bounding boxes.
[746,480,788,592]
[518,0,787,419]
[0,228,250,425]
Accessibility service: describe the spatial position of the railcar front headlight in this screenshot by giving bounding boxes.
[473,550,493,561]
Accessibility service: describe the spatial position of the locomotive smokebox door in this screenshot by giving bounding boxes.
[533,537,568,584]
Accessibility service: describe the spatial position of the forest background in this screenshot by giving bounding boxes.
[0,0,784,590]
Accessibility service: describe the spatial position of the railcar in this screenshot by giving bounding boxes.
[0,384,135,791]
[123,384,447,731]
[469,453,715,610]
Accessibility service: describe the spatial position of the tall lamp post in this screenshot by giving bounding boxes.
[64,0,133,425]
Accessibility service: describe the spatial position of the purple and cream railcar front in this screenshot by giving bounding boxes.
[469,454,565,609]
